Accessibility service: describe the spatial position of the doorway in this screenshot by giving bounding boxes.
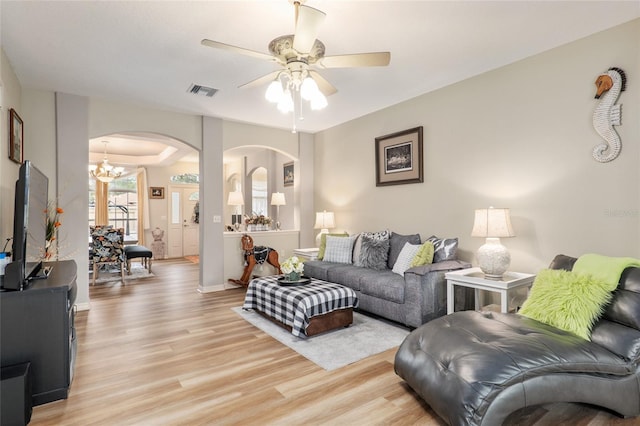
[167,185,199,258]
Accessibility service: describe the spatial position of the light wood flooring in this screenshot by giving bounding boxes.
[30,259,638,425]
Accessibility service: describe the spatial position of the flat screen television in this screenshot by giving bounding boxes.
[3,160,49,290]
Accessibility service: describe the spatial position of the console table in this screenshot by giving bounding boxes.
[0,260,77,406]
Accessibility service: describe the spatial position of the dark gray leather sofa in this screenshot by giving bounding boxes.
[394,254,640,425]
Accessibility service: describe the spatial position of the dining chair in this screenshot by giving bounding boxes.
[90,226,125,285]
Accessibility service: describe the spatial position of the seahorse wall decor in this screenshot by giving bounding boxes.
[592,67,627,163]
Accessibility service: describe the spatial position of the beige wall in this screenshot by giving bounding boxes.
[314,19,640,273]
[145,160,199,249]
[1,48,23,246]
[3,18,638,297]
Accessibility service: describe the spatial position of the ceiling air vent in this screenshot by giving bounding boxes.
[187,84,218,97]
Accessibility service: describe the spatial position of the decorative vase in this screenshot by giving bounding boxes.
[287,271,301,282]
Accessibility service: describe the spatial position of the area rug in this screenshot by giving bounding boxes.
[184,255,199,264]
[92,264,154,284]
[232,307,410,371]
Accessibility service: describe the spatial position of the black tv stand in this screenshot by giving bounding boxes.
[29,265,53,281]
[1,260,77,406]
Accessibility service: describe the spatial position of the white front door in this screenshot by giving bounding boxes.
[167,185,199,258]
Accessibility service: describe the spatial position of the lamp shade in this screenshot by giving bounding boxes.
[270,192,286,206]
[227,191,244,206]
[471,208,515,238]
[314,211,335,229]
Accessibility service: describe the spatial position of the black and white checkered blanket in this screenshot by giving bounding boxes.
[242,275,359,337]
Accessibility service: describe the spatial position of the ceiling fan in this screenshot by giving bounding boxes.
[201,0,390,117]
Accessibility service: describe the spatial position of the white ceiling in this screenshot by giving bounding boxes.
[2,1,639,160]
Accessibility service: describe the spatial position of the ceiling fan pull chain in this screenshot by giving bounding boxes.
[298,89,305,122]
[291,113,297,134]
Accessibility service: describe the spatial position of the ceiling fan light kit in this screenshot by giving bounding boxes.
[201,0,390,130]
[266,70,327,115]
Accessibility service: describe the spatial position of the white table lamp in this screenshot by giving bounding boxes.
[227,191,244,231]
[270,192,286,230]
[314,210,335,245]
[471,207,515,280]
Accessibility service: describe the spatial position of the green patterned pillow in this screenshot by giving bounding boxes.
[519,269,613,340]
[318,232,348,260]
[411,241,434,267]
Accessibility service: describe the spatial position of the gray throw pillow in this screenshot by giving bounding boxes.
[427,235,458,262]
[359,234,390,270]
[387,232,421,269]
[353,230,389,267]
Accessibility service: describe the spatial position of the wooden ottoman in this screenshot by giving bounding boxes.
[242,275,359,337]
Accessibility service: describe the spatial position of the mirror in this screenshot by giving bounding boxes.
[226,173,242,226]
[250,167,267,216]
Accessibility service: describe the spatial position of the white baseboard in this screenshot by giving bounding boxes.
[198,284,225,293]
[198,281,243,293]
[75,302,91,311]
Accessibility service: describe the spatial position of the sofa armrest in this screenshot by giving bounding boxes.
[403,260,474,327]
[407,259,472,276]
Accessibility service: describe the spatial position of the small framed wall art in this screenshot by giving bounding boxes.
[283,162,294,187]
[150,186,165,199]
[375,126,423,186]
[9,108,24,164]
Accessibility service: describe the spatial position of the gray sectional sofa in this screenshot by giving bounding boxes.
[302,231,473,328]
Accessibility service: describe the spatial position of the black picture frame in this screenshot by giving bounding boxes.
[9,108,24,164]
[283,162,294,187]
[375,126,423,186]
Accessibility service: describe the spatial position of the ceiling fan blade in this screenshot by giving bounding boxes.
[293,5,326,54]
[238,71,281,90]
[320,52,391,68]
[309,71,337,96]
[201,39,276,62]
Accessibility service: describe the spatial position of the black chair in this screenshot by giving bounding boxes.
[394,254,640,425]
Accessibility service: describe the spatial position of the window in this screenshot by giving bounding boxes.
[89,175,138,238]
[170,173,199,184]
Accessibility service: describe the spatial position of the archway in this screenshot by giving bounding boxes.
[88,132,199,259]
[223,145,296,231]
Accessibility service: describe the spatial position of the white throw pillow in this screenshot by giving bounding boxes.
[392,242,421,275]
[323,235,357,264]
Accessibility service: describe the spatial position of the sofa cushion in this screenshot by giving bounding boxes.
[302,260,336,281]
[353,230,389,267]
[392,242,421,275]
[324,235,357,264]
[388,232,421,269]
[427,235,458,262]
[327,265,383,291]
[359,270,405,303]
[318,232,348,260]
[359,234,390,270]
[519,269,613,340]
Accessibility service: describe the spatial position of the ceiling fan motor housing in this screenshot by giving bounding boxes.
[268,34,325,64]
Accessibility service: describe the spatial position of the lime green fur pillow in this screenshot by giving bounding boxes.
[410,241,434,267]
[318,232,348,260]
[519,269,613,340]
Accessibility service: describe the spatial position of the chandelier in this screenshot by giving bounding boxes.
[89,141,124,183]
[265,65,327,133]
